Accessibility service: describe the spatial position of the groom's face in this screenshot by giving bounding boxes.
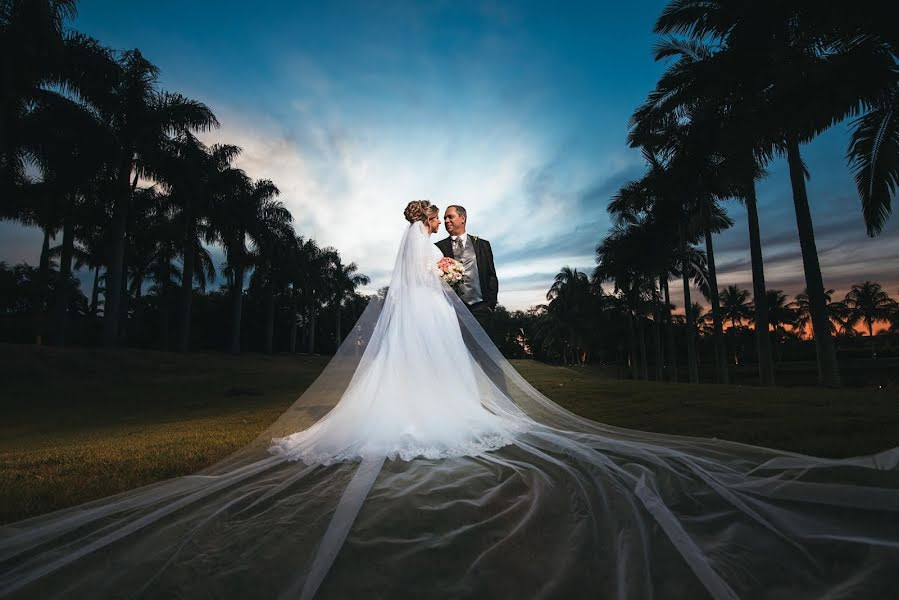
[444,207,465,235]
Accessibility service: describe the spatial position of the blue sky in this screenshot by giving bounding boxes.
[2,0,896,310]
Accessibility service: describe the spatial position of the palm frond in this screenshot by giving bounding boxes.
[847,96,899,236]
[651,36,713,63]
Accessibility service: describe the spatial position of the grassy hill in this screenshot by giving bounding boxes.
[2,343,897,524]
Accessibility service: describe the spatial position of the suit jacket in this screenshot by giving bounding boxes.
[436,234,498,308]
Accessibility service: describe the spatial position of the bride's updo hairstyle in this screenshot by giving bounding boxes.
[404,200,438,224]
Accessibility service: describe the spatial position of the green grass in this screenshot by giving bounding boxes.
[2,344,897,525]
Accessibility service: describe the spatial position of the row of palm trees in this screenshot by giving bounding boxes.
[715,282,898,361]
[594,0,896,386]
[0,1,369,353]
[531,266,899,379]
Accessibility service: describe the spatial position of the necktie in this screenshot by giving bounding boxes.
[453,237,464,257]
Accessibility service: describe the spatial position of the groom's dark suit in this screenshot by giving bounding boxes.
[437,233,507,394]
[436,234,498,330]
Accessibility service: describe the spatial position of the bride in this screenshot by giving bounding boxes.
[269,201,524,465]
[1,201,897,600]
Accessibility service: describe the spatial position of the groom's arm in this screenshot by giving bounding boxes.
[482,240,498,308]
[435,238,452,257]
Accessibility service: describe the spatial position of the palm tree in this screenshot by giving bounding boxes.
[25,89,114,346]
[98,50,219,347]
[843,282,897,358]
[626,120,723,384]
[151,134,240,352]
[547,266,595,367]
[71,212,111,318]
[0,0,81,197]
[213,175,290,354]
[794,288,841,339]
[123,187,172,344]
[2,4,116,344]
[607,176,684,381]
[656,0,898,385]
[664,112,739,384]
[532,305,566,364]
[11,181,61,344]
[249,228,298,354]
[761,290,797,363]
[659,274,678,381]
[595,227,644,378]
[331,257,370,347]
[143,202,182,350]
[606,165,715,383]
[631,39,778,385]
[293,239,336,354]
[694,190,734,383]
[692,302,713,338]
[720,285,751,365]
[888,296,899,339]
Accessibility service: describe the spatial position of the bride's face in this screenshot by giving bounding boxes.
[426,214,440,234]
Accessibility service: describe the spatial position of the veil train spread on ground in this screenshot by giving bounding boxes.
[1,222,898,599]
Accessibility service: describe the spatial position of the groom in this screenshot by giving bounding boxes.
[436,205,498,330]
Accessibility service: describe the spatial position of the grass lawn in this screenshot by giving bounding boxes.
[2,343,897,525]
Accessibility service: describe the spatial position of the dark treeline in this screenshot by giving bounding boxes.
[578,0,896,387]
[521,271,899,384]
[0,1,371,354]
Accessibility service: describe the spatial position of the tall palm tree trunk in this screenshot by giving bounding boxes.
[101,156,133,347]
[703,223,729,384]
[786,139,841,387]
[652,282,664,381]
[228,250,245,355]
[744,181,775,385]
[89,266,100,317]
[662,276,677,382]
[303,279,313,353]
[772,327,782,363]
[636,312,649,381]
[32,229,51,345]
[730,318,739,365]
[159,286,170,351]
[118,257,129,343]
[263,286,275,354]
[679,221,699,383]
[868,321,875,358]
[132,278,144,344]
[177,211,195,353]
[626,310,638,379]
[335,300,342,347]
[307,307,316,353]
[51,200,75,346]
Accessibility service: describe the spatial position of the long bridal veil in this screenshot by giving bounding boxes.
[2,221,898,599]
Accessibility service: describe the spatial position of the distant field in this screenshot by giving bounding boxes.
[2,343,897,524]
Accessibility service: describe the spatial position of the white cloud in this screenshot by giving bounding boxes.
[197,103,569,309]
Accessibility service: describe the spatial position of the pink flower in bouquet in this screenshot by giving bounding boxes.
[436,257,465,289]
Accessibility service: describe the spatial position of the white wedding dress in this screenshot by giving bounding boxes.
[269,221,523,464]
[2,219,898,600]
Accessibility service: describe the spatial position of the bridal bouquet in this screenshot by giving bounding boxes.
[436,257,465,289]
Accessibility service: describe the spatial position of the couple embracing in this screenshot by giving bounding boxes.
[423,202,499,330]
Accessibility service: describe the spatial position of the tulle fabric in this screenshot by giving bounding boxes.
[1,220,898,599]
